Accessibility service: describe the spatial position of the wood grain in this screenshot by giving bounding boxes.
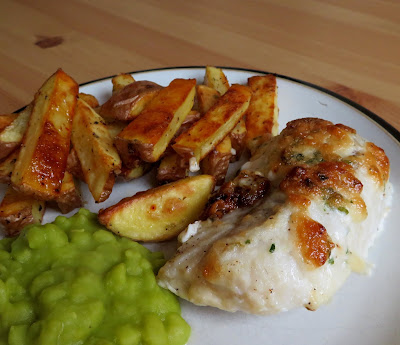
[0,0,399,132]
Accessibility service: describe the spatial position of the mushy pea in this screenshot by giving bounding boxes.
[0,208,190,345]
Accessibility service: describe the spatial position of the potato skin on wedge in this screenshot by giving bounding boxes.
[55,171,82,214]
[201,135,232,186]
[0,186,45,237]
[0,104,32,161]
[98,175,215,242]
[111,73,135,93]
[0,149,19,184]
[157,153,189,185]
[99,80,162,121]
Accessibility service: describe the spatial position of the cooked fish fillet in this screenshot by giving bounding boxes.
[157,118,391,315]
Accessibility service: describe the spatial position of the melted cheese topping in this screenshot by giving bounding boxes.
[291,213,334,267]
[157,118,391,315]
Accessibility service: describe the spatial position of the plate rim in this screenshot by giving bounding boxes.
[75,65,400,144]
[7,66,400,344]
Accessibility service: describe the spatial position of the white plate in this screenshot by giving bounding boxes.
[3,67,400,344]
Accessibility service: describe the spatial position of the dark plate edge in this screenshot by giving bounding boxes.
[16,65,400,143]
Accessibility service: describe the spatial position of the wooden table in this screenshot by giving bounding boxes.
[1,0,399,132]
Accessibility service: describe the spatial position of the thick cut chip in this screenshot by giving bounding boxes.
[157,153,189,185]
[71,98,122,203]
[11,69,78,200]
[55,171,83,214]
[245,75,279,154]
[201,135,232,186]
[172,84,251,170]
[115,78,196,163]
[204,66,230,95]
[0,186,45,237]
[195,86,246,161]
[0,104,32,161]
[78,93,99,108]
[196,85,220,114]
[112,73,136,93]
[106,120,126,138]
[100,80,163,122]
[0,114,17,132]
[230,118,247,161]
[98,175,215,242]
[66,148,85,181]
[174,110,201,139]
[118,163,152,181]
[0,149,19,183]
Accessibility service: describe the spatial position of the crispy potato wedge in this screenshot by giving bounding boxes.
[114,147,144,170]
[71,98,122,203]
[157,153,189,185]
[196,84,246,162]
[0,114,18,132]
[105,117,146,170]
[0,186,45,237]
[229,118,247,161]
[118,162,152,181]
[172,84,251,170]
[106,120,126,138]
[196,84,221,114]
[174,110,201,139]
[112,73,135,93]
[78,93,99,108]
[0,104,32,161]
[201,135,232,186]
[162,110,201,158]
[55,171,82,214]
[204,66,230,95]
[115,78,196,163]
[98,175,215,242]
[11,69,78,200]
[99,81,163,121]
[67,120,126,182]
[66,148,85,181]
[245,74,279,154]
[0,149,19,184]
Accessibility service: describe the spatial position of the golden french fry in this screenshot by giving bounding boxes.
[0,105,32,161]
[55,171,83,214]
[204,66,230,95]
[196,84,220,114]
[229,118,247,161]
[78,93,99,108]
[173,84,251,170]
[245,75,279,154]
[66,148,85,182]
[11,69,78,200]
[71,98,121,203]
[0,149,19,184]
[201,135,232,185]
[0,114,18,132]
[115,78,196,163]
[112,73,136,93]
[118,162,152,181]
